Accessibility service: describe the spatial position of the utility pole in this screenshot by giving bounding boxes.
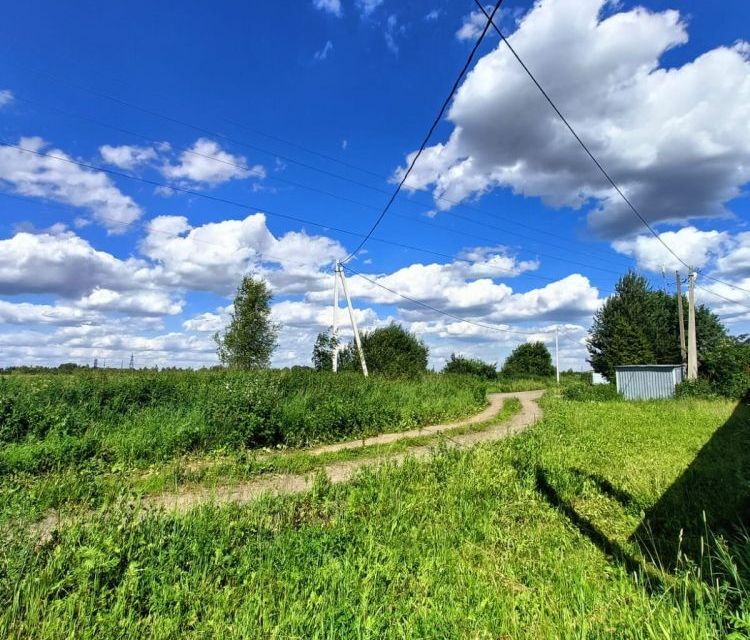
[687,271,698,380]
[675,271,687,366]
[555,326,560,385]
[332,263,339,373]
[335,263,368,377]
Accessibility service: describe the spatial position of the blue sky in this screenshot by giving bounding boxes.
[1,0,749,369]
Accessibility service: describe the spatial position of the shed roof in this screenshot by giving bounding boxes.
[615,364,682,370]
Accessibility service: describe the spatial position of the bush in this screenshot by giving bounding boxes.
[442,354,496,379]
[675,378,717,399]
[501,342,555,378]
[339,323,428,377]
[699,338,750,398]
[562,382,621,401]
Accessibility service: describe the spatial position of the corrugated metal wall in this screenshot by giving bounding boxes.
[615,365,683,400]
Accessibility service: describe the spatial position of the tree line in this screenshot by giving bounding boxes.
[175,272,750,397]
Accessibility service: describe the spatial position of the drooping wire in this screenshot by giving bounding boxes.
[474,0,750,301]
[0,144,567,284]
[341,0,506,263]
[473,0,691,270]
[341,263,558,335]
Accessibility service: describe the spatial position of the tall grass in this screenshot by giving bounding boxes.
[0,370,485,474]
[1,382,746,637]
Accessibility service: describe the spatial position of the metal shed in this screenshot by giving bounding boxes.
[615,364,684,400]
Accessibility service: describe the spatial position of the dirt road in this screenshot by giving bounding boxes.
[145,390,544,513]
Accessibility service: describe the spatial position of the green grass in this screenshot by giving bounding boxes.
[0,370,486,475]
[0,398,523,526]
[1,392,748,638]
[486,375,555,392]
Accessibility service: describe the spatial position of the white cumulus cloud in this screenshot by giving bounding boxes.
[612,227,729,273]
[397,0,750,239]
[313,0,341,17]
[99,144,158,169]
[0,137,142,232]
[161,138,265,186]
[0,89,13,108]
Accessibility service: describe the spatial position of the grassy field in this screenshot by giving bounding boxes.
[0,370,486,475]
[1,375,748,638]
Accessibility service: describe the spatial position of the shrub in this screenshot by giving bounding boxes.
[675,378,717,399]
[339,323,428,377]
[562,382,621,401]
[501,342,555,378]
[442,354,497,379]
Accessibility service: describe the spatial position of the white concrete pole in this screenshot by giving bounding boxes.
[339,267,368,377]
[332,263,339,372]
[555,326,560,385]
[687,271,698,380]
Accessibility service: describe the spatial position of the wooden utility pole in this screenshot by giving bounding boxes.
[687,271,698,380]
[675,271,687,366]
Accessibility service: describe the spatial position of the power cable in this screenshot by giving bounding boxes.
[12,67,640,267]
[13,36,748,291]
[0,148,564,284]
[476,1,750,301]
[10,92,632,270]
[341,263,557,335]
[341,0,506,263]
[474,0,691,273]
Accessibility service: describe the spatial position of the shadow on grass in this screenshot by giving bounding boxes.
[533,468,661,589]
[569,468,637,511]
[533,400,750,585]
[632,401,750,577]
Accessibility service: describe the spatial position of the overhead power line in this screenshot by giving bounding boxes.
[695,284,750,313]
[476,1,750,302]
[341,264,556,336]
[13,93,632,271]
[15,65,644,269]
[341,0,506,263]
[14,34,748,298]
[0,143,582,286]
[473,0,692,273]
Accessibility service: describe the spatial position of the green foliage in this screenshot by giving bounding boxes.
[675,378,716,399]
[698,337,750,398]
[442,354,497,379]
[501,342,555,378]
[339,323,429,377]
[562,382,621,401]
[488,375,555,393]
[214,275,278,369]
[0,370,486,474]
[1,395,748,637]
[587,272,729,382]
[311,330,339,371]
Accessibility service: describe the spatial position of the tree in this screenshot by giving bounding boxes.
[339,323,428,377]
[501,342,555,378]
[442,354,496,379]
[214,275,279,369]
[698,336,750,398]
[312,330,339,371]
[587,272,728,381]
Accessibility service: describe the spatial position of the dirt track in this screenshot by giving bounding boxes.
[34,391,544,541]
[145,390,544,513]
